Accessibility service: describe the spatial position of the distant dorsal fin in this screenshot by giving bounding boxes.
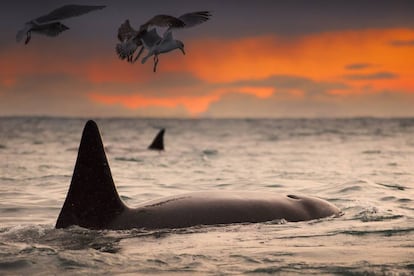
[148,128,165,151]
[55,120,126,229]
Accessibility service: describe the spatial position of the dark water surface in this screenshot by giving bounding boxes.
[0,117,413,275]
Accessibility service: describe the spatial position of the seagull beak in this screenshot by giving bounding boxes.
[180,47,186,55]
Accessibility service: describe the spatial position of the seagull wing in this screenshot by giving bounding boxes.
[117,19,138,42]
[177,11,212,28]
[140,14,185,30]
[141,11,211,31]
[141,28,162,49]
[144,11,211,42]
[32,22,70,37]
[34,4,106,24]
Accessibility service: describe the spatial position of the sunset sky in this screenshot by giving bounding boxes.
[0,0,413,118]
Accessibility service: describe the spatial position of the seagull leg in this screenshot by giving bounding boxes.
[25,31,31,45]
[153,55,159,73]
[133,46,144,63]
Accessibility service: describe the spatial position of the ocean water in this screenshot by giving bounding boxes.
[0,117,413,275]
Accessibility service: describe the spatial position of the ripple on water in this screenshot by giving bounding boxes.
[0,259,32,271]
[397,198,412,203]
[1,207,24,214]
[202,149,219,156]
[381,196,396,201]
[361,150,381,154]
[376,182,406,191]
[337,227,414,237]
[339,185,363,193]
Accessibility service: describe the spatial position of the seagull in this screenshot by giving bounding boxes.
[116,19,163,63]
[140,30,185,72]
[16,4,106,44]
[116,11,211,71]
[118,24,184,72]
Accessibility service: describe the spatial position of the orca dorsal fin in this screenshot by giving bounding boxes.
[148,128,165,151]
[55,120,126,229]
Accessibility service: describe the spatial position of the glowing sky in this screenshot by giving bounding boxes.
[0,0,414,117]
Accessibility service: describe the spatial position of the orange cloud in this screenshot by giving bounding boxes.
[0,44,154,86]
[89,85,275,115]
[2,28,413,116]
[182,28,414,93]
[3,28,413,91]
[238,86,275,98]
[1,77,16,88]
[89,92,220,115]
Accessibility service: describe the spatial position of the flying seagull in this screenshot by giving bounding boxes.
[16,4,106,44]
[116,11,211,71]
[140,30,185,72]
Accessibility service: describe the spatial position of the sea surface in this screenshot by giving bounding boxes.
[0,117,413,275]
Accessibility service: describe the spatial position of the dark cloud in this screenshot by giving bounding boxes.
[228,75,349,96]
[345,63,375,70]
[0,74,91,115]
[204,89,414,118]
[138,72,206,95]
[203,92,345,118]
[200,75,354,118]
[343,72,398,80]
[0,72,191,117]
[195,0,414,38]
[94,73,343,101]
[91,72,209,98]
[2,73,91,95]
[2,0,414,46]
[389,39,414,46]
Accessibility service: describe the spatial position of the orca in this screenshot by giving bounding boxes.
[148,128,165,151]
[55,120,341,230]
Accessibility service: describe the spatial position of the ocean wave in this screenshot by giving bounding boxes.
[397,198,412,203]
[0,177,16,181]
[202,149,219,156]
[0,260,32,270]
[361,150,381,154]
[115,157,144,163]
[336,227,414,236]
[1,117,414,275]
[355,207,405,222]
[339,185,363,193]
[247,263,413,275]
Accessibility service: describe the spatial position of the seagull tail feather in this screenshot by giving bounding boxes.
[115,41,137,60]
